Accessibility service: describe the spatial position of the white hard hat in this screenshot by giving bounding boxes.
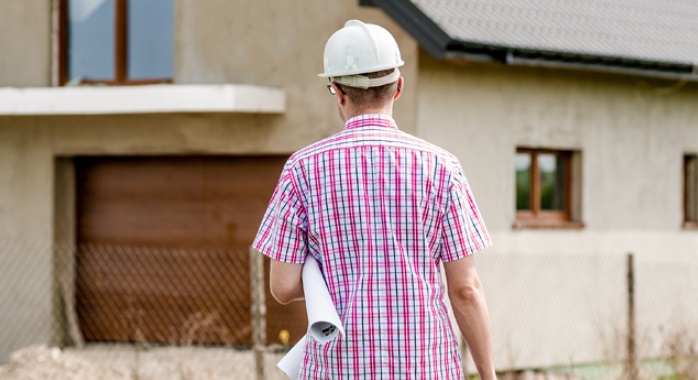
[318,20,404,89]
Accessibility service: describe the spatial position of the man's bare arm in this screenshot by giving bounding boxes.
[443,255,497,380]
[270,260,304,305]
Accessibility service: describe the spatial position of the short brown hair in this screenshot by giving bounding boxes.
[339,69,398,109]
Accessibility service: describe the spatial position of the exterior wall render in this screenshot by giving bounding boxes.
[0,0,52,86]
[417,51,698,370]
[0,1,419,363]
[174,0,419,138]
[417,51,698,239]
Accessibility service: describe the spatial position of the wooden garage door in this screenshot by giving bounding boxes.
[75,156,308,346]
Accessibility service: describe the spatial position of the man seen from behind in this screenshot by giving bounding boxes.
[254,20,496,380]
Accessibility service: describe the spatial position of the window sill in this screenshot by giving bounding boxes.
[0,84,285,115]
[513,219,585,230]
[683,221,698,230]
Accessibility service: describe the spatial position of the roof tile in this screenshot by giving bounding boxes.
[410,0,698,65]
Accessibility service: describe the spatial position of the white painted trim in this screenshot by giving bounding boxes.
[0,84,286,115]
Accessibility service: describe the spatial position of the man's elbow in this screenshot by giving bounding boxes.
[449,283,482,306]
[270,281,301,305]
[271,286,292,305]
[269,260,304,305]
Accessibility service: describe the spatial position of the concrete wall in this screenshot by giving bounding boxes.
[0,0,52,86]
[0,1,419,363]
[174,0,419,142]
[417,51,698,370]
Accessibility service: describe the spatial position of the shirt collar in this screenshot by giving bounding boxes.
[344,114,398,131]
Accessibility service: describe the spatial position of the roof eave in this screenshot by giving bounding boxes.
[367,0,452,59]
[445,43,698,82]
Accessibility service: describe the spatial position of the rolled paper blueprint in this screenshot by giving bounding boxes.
[302,255,345,342]
[277,255,344,379]
[277,335,306,380]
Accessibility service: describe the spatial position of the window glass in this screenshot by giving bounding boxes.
[515,153,531,210]
[68,0,115,81]
[538,153,565,211]
[127,0,174,79]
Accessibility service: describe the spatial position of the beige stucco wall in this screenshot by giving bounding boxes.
[0,0,52,86]
[417,52,698,370]
[418,52,698,235]
[174,0,419,142]
[0,1,419,363]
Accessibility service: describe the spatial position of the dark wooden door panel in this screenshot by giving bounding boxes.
[75,156,308,346]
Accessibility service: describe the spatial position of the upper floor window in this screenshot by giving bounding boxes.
[59,0,174,85]
[684,154,698,228]
[515,148,582,228]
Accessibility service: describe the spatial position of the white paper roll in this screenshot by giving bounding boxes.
[302,255,345,342]
[277,336,306,380]
[277,255,344,379]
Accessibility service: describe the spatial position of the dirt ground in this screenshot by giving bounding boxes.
[0,345,288,380]
[0,345,591,380]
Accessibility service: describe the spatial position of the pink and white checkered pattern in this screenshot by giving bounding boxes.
[254,114,491,379]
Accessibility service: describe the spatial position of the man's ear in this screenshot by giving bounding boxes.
[394,77,405,100]
[333,83,346,105]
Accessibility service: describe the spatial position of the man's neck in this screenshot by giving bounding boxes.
[343,105,393,121]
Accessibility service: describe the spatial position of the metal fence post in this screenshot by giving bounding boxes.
[626,252,638,379]
[250,247,266,380]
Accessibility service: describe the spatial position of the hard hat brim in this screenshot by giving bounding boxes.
[318,61,404,78]
[326,68,401,89]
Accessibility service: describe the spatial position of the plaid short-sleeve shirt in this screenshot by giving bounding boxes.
[253,114,491,379]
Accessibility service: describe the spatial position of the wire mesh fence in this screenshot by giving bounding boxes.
[0,240,301,380]
[71,243,253,345]
[1,238,697,380]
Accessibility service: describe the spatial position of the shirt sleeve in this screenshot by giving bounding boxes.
[439,161,492,262]
[252,169,308,264]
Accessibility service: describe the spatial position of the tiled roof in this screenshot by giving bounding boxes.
[410,0,698,65]
[370,0,698,78]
